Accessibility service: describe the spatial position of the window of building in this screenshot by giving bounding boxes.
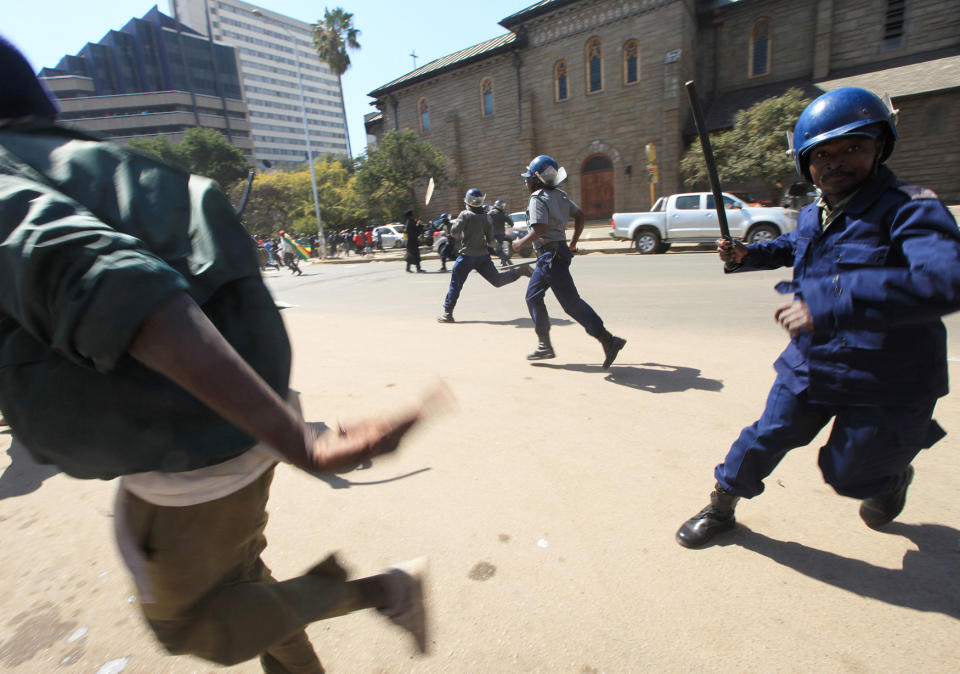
[554,60,568,101]
[586,37,603,93]
[418,97,429,132]
[883,0,906,50]
[623,40,639,85]
[481,77,493,116]
[749,18,771,78]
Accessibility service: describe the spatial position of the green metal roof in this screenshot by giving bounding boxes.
[367,32,518,97]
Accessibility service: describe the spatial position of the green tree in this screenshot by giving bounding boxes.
[312,7,360,158]
[681,88,812,202]
[126,136,184,169]
[176,128,249,189]
[231,159,368,237]
[354,130,448,222]
[126,128,249,190]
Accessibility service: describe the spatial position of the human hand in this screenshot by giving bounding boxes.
[568,242,578,253]
[512,240,522,254]
[296,382,455,475]
[717,238,748,263]
[774,300,814,336]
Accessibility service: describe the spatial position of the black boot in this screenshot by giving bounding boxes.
[437,310,455,323]
[859,465,914,529]
[676,484,740,548]
[600,332,627,369]
[527,340,555,360]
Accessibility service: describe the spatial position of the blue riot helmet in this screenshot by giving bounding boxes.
[521,154,565,187]
[793,87,897,181]
[464,188,485,207]
[492,199,506,211]
[0,36,59,119]
[440,212,449,220]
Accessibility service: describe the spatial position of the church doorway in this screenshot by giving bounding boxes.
[580,154,614,220]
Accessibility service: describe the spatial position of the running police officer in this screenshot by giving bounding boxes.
[512,155,626,367]
[676,87,960,548]
[437,213,456,272]
[437,189,531,323]
[488,199,512,267]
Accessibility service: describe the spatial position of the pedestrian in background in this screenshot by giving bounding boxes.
[404,209,424,273]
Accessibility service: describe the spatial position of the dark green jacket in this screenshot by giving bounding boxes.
[0,123,290,479]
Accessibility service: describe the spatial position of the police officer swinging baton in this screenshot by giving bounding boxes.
[684,80,732,243]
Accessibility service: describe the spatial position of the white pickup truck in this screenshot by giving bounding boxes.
[609,192,799,254]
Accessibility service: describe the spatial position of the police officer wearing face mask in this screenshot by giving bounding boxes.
[512,155,626,367]
[676,87,960,549]
[437,189,531,323]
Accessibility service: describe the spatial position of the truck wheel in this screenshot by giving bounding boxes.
[747,224,779,243]
[634,229,661,254]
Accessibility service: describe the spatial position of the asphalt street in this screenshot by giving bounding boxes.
[1,245,958,672]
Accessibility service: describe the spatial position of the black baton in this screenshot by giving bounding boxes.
[684,81,731,242]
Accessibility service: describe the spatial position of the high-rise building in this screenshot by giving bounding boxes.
[38,6,251,155]
[171,0,350,168]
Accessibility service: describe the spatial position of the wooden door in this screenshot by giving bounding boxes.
[581,154,614,220]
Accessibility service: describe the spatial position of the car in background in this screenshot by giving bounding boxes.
[372,224,405,248]
[507,212,534,258]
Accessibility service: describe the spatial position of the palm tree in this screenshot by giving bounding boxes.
[312,7,360,158]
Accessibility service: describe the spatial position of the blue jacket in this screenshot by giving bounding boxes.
[735,166,960,406]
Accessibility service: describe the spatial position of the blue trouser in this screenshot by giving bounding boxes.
[443,254,521,311]
[493,234,510,265]
[525,244,604,341]
[716,377,944,499]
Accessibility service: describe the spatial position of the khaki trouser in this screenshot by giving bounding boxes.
[118,467,360,673]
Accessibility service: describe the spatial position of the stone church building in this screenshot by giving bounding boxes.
[366,0,959,220]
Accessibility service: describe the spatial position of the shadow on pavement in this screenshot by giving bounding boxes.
[0,435,61,500]
[453,317,573,329]
[530,362,723,393]
[723,523,960,620]
[318,465,432,490]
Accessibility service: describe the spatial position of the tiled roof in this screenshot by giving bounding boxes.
[367,33,518,97]
[499,0,578,28]
[815,54,960,99]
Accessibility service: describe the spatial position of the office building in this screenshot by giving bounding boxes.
[171,0,350,168]
[39,6,252,155]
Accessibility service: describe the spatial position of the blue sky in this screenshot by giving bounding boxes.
[5,0,530,156]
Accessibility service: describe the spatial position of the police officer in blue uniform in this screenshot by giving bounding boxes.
[437,213,456,272]
[676,87,960,548]
[513,155,626,367]
[437,189,531,323]
[488,199,512,267]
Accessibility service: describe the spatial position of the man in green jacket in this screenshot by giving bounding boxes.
[0,36,440,672]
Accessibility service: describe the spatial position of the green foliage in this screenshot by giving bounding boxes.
[230,158,368,237]
[127,128,249,190]
[312,7,361,78]
[681,88,812,201]
[353,130,449,222]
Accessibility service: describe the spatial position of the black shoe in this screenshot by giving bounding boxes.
[417,269,426,273]
[601,335,627,369]
[527,342,555,360]
[676,485,740,548]
[859,465,914,529]
[437,311,455,323]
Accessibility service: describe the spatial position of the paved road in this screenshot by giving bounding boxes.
[1,250,958,672]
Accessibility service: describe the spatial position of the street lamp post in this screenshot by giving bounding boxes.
[251,9,325,258]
